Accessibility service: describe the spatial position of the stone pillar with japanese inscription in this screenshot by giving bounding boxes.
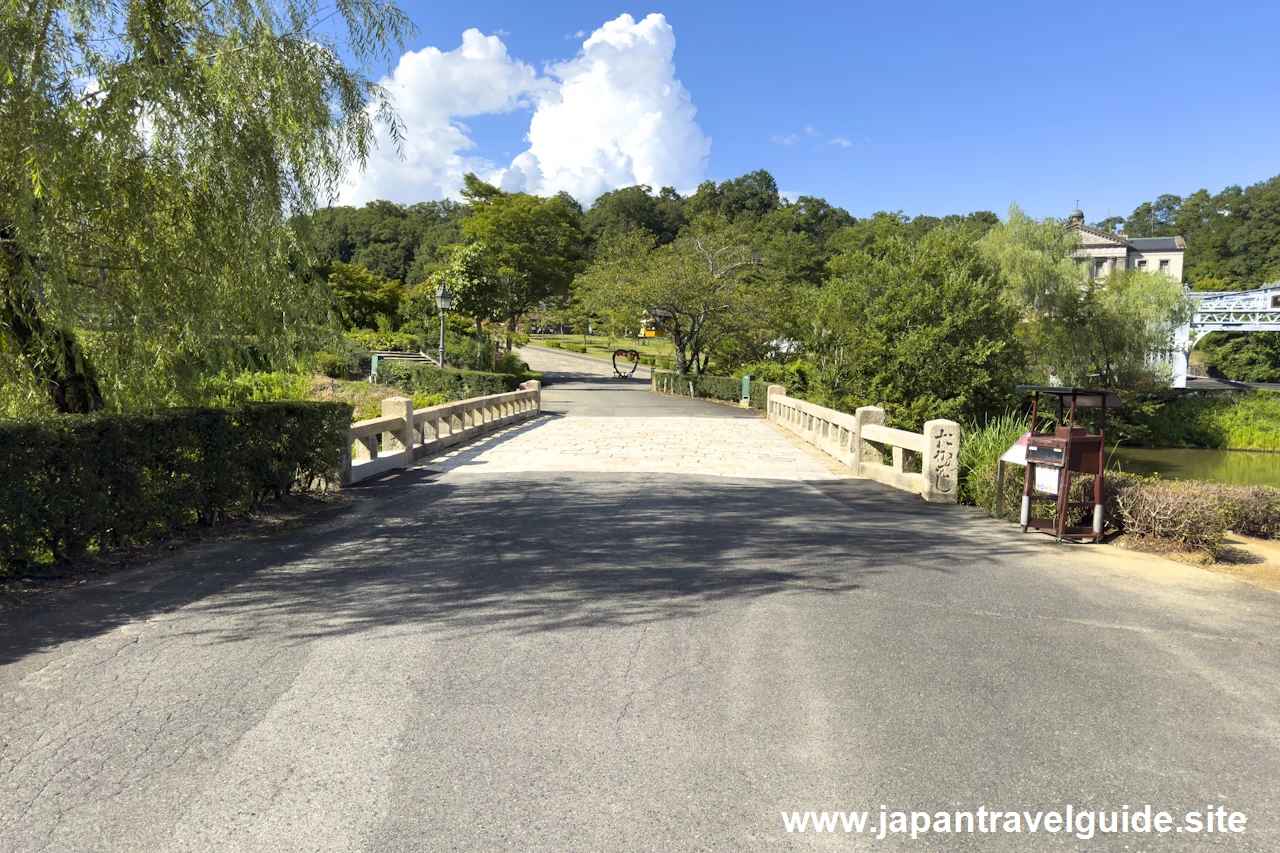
[922,419,961,503]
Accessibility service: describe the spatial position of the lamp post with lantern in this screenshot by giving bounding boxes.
[434,283,454,368]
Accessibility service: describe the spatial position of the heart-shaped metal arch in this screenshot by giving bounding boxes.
[612,349,640,378]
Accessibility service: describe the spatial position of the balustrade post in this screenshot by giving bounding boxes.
[420,412,438,444]
[519,380,541,414]
[340,430,353,487]
[352,434,375,461]
[381,396,416,464]
[766,385,786,421]
[852,406,886,477]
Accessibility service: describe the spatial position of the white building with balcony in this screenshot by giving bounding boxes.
[1067,209,1185,281]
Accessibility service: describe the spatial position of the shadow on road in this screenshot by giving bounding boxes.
[0,472,1021,669]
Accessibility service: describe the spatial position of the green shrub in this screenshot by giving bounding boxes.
[315,353,348,379]
[347,391,452,422]
[494,352,537,381]
[411,392,451,410]
[0,402,351,576]
[1110,479,1231,556]
[544,340,562,349]
[198,371,310,407]
[1206,484,1280,539]
[732,360,814,396]
[344,329,420,352]
[976,461,1280,557]
[380,362,518,399]
[562,343,587,353]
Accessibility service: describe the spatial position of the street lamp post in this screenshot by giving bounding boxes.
[435,283,454,368]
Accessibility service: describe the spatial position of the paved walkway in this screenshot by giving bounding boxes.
[2,344,1278,852]
[424,347,837,479]
[432,417,839,479]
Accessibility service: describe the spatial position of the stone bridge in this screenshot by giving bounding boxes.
[1,345,1277,851]
[374,347,957,497]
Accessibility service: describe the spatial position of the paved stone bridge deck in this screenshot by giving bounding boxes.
[432,349,838,479]
[2,345,1278,852]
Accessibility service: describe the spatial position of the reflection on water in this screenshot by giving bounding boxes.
[1109,446,1280,488]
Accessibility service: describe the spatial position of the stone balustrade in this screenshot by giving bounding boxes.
[341,381,541,485]
[765,385,960,503]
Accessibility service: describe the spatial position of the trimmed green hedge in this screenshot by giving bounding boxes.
[381,362,519,398]
[652,371,772,410]
[0,402,351,576]
[562,343,587,353]
[544,340,562,349]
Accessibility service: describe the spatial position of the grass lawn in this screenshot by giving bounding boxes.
[528,334,676,362]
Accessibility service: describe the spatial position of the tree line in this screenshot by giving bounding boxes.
[4,0,1277,418]
[304,172,1204,428]
[1100,175,1280,290]
[311,169,1280,405]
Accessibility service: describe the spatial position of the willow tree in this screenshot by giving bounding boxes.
[979,205,1191,387]
[0,0,412,413]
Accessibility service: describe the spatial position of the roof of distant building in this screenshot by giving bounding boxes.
[1128,237,1184,251]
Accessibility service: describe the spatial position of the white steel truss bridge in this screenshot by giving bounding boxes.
[1172,285,1280,387]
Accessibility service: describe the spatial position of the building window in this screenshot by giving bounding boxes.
[1159,259,1170,271]
[1136,259,1147,269]
[1093,259,1107,277]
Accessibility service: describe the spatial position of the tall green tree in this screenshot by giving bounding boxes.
[459,175,584,345]
[810,228,1023,428]
[575,219,763,374]
[1123,174,1280,288]
[685,170,783,223]
[0,0,411,412]
[582,184,686,248]
[434,241,525,360]
[1196,332,1280,382]
[327,262,404,332]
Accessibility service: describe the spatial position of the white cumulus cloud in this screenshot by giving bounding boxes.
[499,14,710,204]
[337,29,543,206]
[829,136,853,147]
[339,14,709,207]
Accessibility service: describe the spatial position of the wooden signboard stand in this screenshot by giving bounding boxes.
[1017,386,1121,543]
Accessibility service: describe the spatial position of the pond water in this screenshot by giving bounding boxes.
[1108,446,1280,488]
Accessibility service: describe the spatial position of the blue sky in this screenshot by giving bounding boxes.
[346,0,1280,222]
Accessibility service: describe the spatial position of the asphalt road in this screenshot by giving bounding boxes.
[2,359,1278,851]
